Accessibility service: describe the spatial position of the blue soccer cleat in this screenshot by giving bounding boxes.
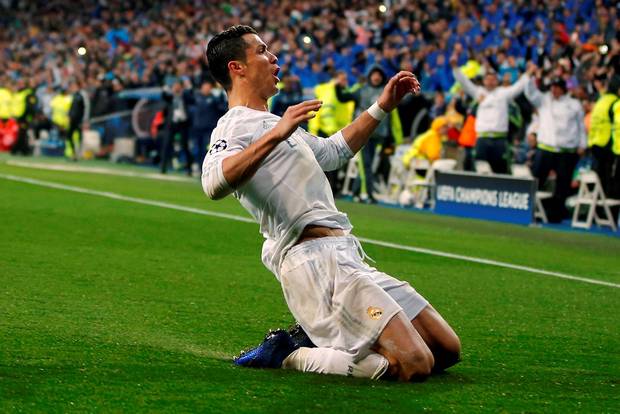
[233,329,296,368]
[288,323,316,349]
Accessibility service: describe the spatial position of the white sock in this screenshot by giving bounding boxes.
[282,347,388,380]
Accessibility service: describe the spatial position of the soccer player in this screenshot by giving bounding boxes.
[203,25,460,381]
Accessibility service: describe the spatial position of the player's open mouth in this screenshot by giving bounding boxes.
[273,67,280,83]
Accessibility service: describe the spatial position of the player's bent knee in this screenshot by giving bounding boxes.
[434,332,461,372]
[444,333,462,364]
[399,349,434,382]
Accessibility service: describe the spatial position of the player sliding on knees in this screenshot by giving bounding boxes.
[203,25,460,381]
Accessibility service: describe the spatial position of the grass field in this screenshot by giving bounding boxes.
[1,155,619,413]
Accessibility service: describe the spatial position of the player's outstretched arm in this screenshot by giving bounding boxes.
[341,71,420,154]
[220,100,322,191]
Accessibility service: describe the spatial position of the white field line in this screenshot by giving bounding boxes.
[1,172,619,290]
[6,160,195,183]
[0,173,253,224]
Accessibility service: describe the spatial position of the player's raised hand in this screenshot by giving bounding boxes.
[377,71,420,112]
[273,100,322,141]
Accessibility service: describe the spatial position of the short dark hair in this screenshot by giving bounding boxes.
[608,75,620,94]
[206,25,258,90]
[550,77,567,92]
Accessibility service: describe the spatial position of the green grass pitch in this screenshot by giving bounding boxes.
[0,155,618,413]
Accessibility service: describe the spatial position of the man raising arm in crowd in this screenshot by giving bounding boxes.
[451,54,536,173]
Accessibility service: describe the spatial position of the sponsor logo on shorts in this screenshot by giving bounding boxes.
[367,306,383,320]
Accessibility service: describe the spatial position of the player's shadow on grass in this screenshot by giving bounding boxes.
[235,362,474,391]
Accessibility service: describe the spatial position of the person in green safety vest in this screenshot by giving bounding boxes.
[334,67,404,203]
[50,87,75,160]
[608,78,620,207]
[10,78,38,155]
[588,75,620,195]
[0,81,12,122]
[309,71,356,195]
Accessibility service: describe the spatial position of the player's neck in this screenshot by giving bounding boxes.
[227,86,268,112]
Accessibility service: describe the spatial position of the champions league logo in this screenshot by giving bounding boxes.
[209,139,228,154]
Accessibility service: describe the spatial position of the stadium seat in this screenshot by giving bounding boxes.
[512,164,551,223]
[341,153,360,196]
[110,137,136,163]
[571,170,620,232]
[474,160,493,175]
[81,129,101,158]
[408,108,428,138]
[383,144,411,202]
[405,158,456,209]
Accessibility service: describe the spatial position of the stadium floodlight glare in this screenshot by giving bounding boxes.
[302,36,312,45]
[77,47,87,56]
[378,4,387,13]
[599,44,609,55]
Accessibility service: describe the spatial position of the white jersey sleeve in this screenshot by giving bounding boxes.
[296,129,354,171]
[201,123,254,200]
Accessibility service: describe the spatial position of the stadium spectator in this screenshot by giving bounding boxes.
[189,78,228,167]
[336,65,404,203]
[309,71,355,195]
[608,79,620,204]
[10,78,37,156]
[588,75,620,196]
[203,25,460,381]
[0,82,11,123]
[49,87,75,160]
[525,73,587,223]
[160,80,193,175]
[66,81,87,159]
[428,91,447,120]
[457,107,477,171]
[271,75,304,117]
[451,55,536,174]
[0,0,617,200]
[403,116,450,168]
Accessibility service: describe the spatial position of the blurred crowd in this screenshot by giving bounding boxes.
[1,0,619,220]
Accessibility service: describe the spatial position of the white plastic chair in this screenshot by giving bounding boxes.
[474,160,493,175]
[383,145,412,202]
[406,158,456,209]
[111,137,135,162]
[341,153,360,196]
[81,129,101,157]
[571,170,620,231]
[511,164,552,223]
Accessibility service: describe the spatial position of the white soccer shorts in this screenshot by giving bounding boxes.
[278,235,429,358]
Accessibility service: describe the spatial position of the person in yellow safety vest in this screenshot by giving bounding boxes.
[608,78,620,205]
[331,67,404,202]
[0,83,12,121]
[403,116,449,168]
[309,71,356,195]
[309,72,355,137]
[50,88,76,160]
[588,75,620,196]
[0,80,16,151]
[10,78,38,155]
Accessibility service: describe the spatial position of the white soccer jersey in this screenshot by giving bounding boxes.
[202,106,354,275]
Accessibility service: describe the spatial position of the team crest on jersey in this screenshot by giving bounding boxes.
[209,139,227,154]
[367,306,383,320]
